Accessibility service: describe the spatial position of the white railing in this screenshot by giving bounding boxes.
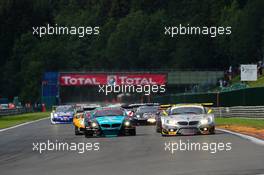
[0,108,30,117]
[213,106,264,118]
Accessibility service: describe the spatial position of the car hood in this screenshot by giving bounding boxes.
[166,114,205,121]
[95,116,125,125]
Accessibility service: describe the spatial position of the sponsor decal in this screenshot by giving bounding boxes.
[59,73,166,86]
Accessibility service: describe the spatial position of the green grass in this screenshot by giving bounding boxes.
[230,75,241,84]
[230,73,264,88]
[216,117,264,129]
[247,75,264,87]
[0,112,50,129]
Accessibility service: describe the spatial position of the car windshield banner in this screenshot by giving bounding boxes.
[59,73,167,86]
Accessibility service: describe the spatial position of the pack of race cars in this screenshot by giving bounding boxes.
[50,103,215,137]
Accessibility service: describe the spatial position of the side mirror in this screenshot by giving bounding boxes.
[162,110,168,116]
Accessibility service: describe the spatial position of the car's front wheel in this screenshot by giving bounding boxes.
[209,126,215,134]
[50,117,56,125]
[74,126,81,135]
[84,130,93,138]
[161,129,168,137]
[156,126,161,133]
[129,129,136,136]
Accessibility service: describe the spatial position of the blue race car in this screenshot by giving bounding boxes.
[50,105,74,124]
[84,107,136,137]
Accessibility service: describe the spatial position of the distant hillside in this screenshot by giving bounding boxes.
[0,0,264,101]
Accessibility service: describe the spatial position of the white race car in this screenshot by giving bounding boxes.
[160,104,215,136]
[50,105,74,124]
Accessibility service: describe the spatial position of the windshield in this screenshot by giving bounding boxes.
[94,109,124,117]
[137,106,159,113]
[171,107,204,115]
[56,106,74,113]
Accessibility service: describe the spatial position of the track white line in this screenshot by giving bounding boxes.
[217,128,264,146]
[0,117,49,132]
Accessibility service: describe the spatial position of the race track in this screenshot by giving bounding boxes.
[0,118,264,175]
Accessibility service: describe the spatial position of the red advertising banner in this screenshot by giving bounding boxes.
[59,73,167,86]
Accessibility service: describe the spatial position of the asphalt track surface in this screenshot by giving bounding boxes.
[0,118,264,175]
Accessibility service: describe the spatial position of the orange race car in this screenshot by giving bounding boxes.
[73,110,95,135]
[73,106,98,135]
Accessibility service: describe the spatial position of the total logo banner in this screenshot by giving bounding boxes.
[59,73,167,86]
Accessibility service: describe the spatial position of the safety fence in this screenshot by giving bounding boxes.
[0,108,32,117]
[212,106,264,118]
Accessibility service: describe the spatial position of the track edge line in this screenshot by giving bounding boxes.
[217,128,264,146]
[0,117,49,132]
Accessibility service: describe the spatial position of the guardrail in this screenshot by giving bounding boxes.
[213,106,264,118]
[0,108,31,117]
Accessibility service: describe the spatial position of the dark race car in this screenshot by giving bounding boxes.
[134,105,159,125]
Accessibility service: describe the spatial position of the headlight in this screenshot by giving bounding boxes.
[91,122,98,128]
[54,113,58,117]
[200,118,209,125]
[167,120,176,125]
[147,118,156,123]
[137,115,140,118]
[124,121,130,126]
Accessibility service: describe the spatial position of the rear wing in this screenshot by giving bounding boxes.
[83,107,98,111]
[122,103,159,109]
[159,104,172,111]
[201,103,214,114]
[201,103,214,107]
[121,104,134,109]
[175,103,213,107]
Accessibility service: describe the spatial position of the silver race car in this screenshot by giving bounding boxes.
[160,104,215,136]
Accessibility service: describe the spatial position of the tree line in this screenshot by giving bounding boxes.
[0,0,264,102]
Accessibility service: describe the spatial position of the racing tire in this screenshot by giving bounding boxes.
[50,118,56,125]
[75,126,82,135]
[84,131,93,138]
[129,129,136,136]
[209,126,215,135]
[161,129,168,137]
[156,127,161,133]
